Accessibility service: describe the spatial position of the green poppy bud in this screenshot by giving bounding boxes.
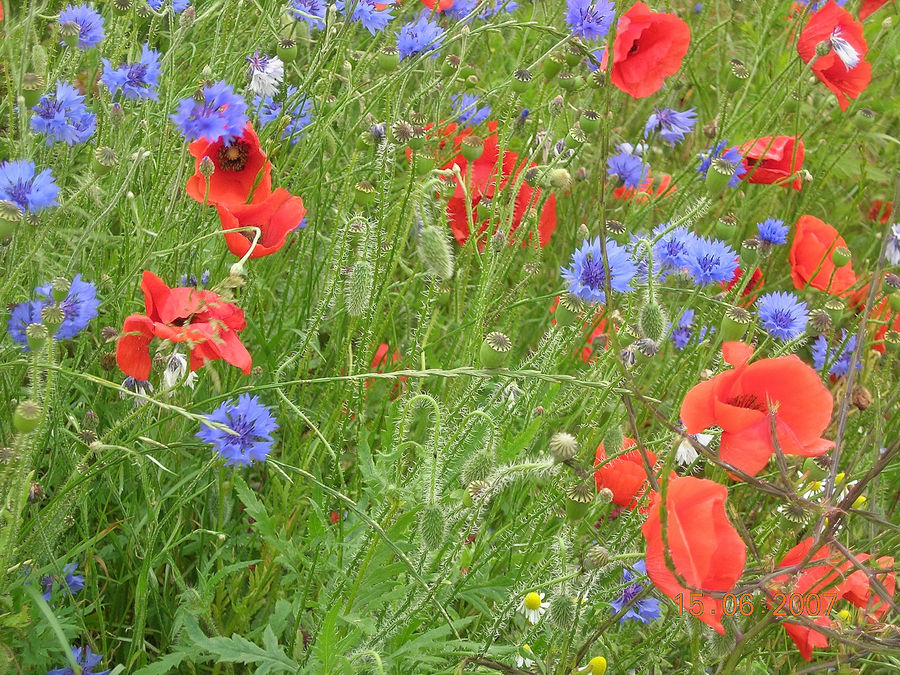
[418,504,446,550]
[417,224,454,280]
[413,153,435,176]
[548,168,571,190]
[480,331,512,369]
[640,301,666,342]
[460,451,494,485]
[889,292,900,312]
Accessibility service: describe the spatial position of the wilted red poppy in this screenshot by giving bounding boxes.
[612,170,676,202]
[442,126,557,248]
[740,136,805,190]
[681,341,834,477]
[859,0,890,20]
[797,2,871,111]
[116,271,251,380]
[641,476,746,635]
[607,2,691,99]
[867,200,892,223]
[185,123,272,207]
[789,215,857,295]
[217,188,306,259]
[594,437,657,509]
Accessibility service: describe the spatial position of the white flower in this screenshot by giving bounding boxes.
[675,433,712,466]
[162,352,197,394]
[247,52,284,97]
[519,592,548,625]
[515,644,535,669]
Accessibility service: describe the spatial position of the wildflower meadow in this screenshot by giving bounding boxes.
[2,0,900,672]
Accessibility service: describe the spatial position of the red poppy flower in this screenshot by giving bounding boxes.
[841,553,896,621]
[641,476,746,635]
[607,2,691,99]
[594,437,657,509]
[116,271,252,380]
[849,278,899,354]
[740,136,805,190]
[789,215,857,295]
[442,126,557,248]
[217,187,306,259]
[859,0,890,20]
[680,341,834,477]
[612,170,677,202]
[185,123,272,207]
[724,265,765,307]
[867,200,892,223]
[797,2,871,111]
[421,0,453,9]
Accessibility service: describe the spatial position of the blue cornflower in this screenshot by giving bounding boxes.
[147,0,191,11]
[336,0,393,35]
[652,223,696,276]
[670,310,695,350]
[58,4,105,50]
[255,86,313,144]
[607,151,648,190]
[697,140,746,188]
[0,160,59,214]
[565,0,614,42]
[883,224,900,266]
[561,238,637,305]
[798,0,847,10]
[7,274,100,349]
[586,47,605,72]
[812,330,858,377]
[396,11,445,60]
[197,394,278,466]
[40,563,85,601]
[477,0,519,20]
[31,82,96,146]
[101,44,161,101]
[757,218,788,246]
[170,81,248,144]
[609,561,662,624]
[48,646,109,675]
[694,2,702,12]
[644,107,697,146]
[289,0,326,29]
[686,236,738,286]
[757,292,808,342]
[451,93,490,127]
[445,0,478,21]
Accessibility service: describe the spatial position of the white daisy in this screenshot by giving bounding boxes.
[519,591,548,625]
[515,644,535,669]
[675,432,712,466]
[247,52,284,97]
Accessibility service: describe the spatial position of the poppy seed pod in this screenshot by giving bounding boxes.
[93,147,119,175]
[417,224,454,280]
[276,39,298,64]
[51,277,70,303]
[579,109,601,134]
[418,504,446,550]
[460,135,484,161]
[854,108,876,130]
[441,54,460,76]
[14,400,42,434]
[41,305,65,335]
[554,293,584,327]
[354,180,376,206]
[464,479,490,506]
[706,158,736,197]
[726,59,750,93]
[511,68,532,93]
[806,308,832,335]
[112,0,131,14]
[22,73,45,108]
[824,298,845,324]
[565,42,583,67]
[565,483,594,521]
[480,331,512,369]
[889,292,900,312]
[565,127,585,149]
[557,72,578,91]
[59,21,81,47]
[26,323,49,352]
[831,246,852,267]
[719,305,752,343]
[378,46,399,72]
[543,52,565,79]
[549,432,579,463]
[884,330,900,353]
[584,545,610,570]
[408,126,428,150]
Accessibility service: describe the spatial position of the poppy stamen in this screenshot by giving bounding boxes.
[218,140,250,172]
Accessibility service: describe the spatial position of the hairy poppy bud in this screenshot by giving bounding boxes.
[549,594,576,630]
[460,451,494,485]
[346,261,372,317]
[418,504,446,550]
[417,224,454,280]
[601,426,623,459]
[815,40,831,57]
[640,301,666,342]
[548,95,565,117]
[480,332,512,369]
[14,400,42,434]
[549,432,579,462]
[548,168,571,189]
[584,545,610,570]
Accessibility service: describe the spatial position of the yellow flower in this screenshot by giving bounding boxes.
[588,656,607,674]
